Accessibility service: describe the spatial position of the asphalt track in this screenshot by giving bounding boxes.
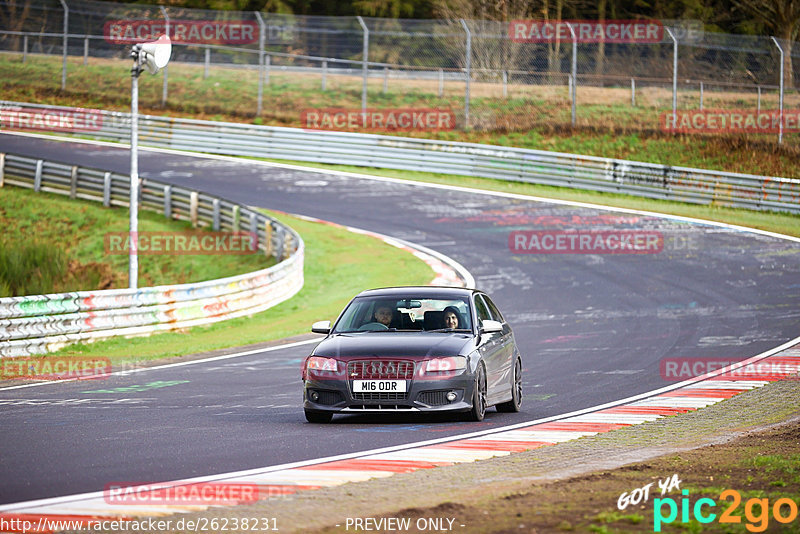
[1,134,799,505]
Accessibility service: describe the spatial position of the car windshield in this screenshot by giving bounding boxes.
[333,295,473,333]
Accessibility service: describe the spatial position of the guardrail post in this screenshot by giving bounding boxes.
[277,226,286,260]
[0,153,5,188]
[34,160,43,192]
[189,191,199,228]
[502,70,507,98]
[438,68,443,97]
[770,37,785,145]
[58,0,68,90]
[232,204,240,230]
[69,165,78,198]
[356,16,369,118]
[665,27,678,130]
[163,185,172,218]
[103,172,111,207]
[249,213,258,251]
[254,11,266,116]
[383,67,388,93]
[264,220,273,256]
[204,47,210,79]
[631,78,636,107]
[83,36,88,66]
[159,6,169,108]
[459,19,471,129]
[321,60,327,90]
[212,198,220,231]
[23,35,28,63]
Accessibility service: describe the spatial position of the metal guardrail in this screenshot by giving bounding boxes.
[0,152,304,358]
[2,100,796,213]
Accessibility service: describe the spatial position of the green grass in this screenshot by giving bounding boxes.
[254,158,800,239]
[0,186,272,294]
[2,54,799,177]
[46,210,435,365]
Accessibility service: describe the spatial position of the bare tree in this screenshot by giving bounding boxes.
[732,0,800,87]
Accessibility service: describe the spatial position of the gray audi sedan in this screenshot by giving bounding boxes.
[301,286,522,423]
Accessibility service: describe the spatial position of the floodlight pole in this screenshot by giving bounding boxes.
[129,46,143,289]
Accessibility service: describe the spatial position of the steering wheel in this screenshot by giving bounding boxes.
[358,322,389,331]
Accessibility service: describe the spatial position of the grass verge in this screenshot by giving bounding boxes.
[0,186,272,295]
[2,55,799,177]
[40,210,434,367]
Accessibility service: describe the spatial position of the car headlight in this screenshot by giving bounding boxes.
[306,356,339,373]
[424,356,467,373]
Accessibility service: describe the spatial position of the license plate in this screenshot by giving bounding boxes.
[352,380,407,393]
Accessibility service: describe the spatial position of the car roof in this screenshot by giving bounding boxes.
[356,286,479,299]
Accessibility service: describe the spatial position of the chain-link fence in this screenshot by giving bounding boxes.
[0,0,798,145]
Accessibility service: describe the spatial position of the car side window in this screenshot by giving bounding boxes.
[474,295,491,324]
[482,295,505,323]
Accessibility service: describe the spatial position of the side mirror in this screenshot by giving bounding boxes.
[480,319,503,334]
[311,320,331,334]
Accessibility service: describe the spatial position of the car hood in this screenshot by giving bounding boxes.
[313,332,474,359]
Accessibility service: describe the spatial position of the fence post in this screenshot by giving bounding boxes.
[204,46,210,78]
[665,27,678,129]
[383,66,388,93]
[502,70,507,98]
[58,0,68,90]
[265,53,271,86]
[459,19,471,129]
[770,37,785,145]
[264,220,273,256]
[356,16,369,118]
[566,22,577,126]
[757,86,761,112]
[438,68,443,97]
[83,36,88,65]
[631,78,635,107]
[23,35,28,63]
[159,6,169,108]
[254,11,265,116]
[699,81,703,110]
[322,60,327,90]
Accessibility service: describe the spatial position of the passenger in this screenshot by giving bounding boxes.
[443,306,461,329]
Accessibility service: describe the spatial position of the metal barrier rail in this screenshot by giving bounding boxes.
[0,152,304,358]
[1,100,797,213]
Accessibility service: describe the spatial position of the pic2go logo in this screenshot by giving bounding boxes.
[654,490,799,532]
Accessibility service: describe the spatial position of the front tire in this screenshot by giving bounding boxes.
[305,410,333,423]
[496,357,522,413]
[465,363,487,422]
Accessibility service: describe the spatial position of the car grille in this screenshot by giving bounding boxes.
[417,390,450,406]
[353,391,408,401]
[347,360,415,380]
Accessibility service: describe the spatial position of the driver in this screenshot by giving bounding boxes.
[443,306,461,329]
[373,303,394,327]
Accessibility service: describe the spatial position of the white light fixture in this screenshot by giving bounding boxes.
[128,35,171,289]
